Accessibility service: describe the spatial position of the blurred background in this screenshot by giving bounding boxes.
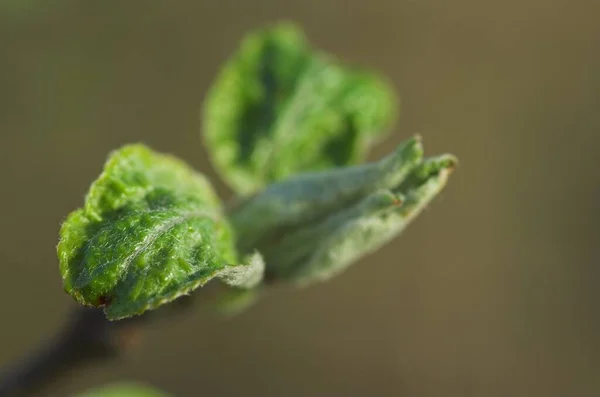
[1,1,599,396]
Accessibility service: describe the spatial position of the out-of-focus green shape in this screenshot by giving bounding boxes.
[58,144,263,320]
[74,382,171,397]
[230,136,456,285]
[203,22,398,195]
[213,286,264,317]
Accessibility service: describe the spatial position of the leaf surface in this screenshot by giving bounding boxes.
[203,22,398,194]
[58,144,263,320]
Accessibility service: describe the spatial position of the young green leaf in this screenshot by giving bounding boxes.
[230,135,423,254]
[239,137,457,285]
[284,155,457,285]
[58,144,263,320]
[203,21,398,195]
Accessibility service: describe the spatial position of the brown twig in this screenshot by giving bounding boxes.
[0,306,144,397]
[0,293,200,397]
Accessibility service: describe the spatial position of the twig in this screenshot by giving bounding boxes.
[0,307,144,397]
[0,291,202,397]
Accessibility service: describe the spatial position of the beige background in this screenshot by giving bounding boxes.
[1,1,599,396]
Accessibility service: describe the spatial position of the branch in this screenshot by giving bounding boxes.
[0,307,144,397]
[0,292,198,397]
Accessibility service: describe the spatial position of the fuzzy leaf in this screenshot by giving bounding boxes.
[231,135,457,285]
[203,22,398,195]
[231,135,424,254]
[58,144,263,320]
[280,155,457,285]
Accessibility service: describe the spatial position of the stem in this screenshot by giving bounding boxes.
[0,307,144,397]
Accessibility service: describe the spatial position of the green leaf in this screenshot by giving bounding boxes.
[280,155,457,285]
[230,135,424,254]
[73,382,171,397]
[58,144,263,320]
[203,21,398,195]
[228,136,456,285]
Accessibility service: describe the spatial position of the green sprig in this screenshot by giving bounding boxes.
[57,22,456,320]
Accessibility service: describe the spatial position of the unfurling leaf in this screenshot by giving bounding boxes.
[58,145,263,320]
[275,155,456,285]
[203,22,398,195]
[229,136,456,285]
[231,135,424,254]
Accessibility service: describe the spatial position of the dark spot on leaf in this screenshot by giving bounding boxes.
[97,295,112,307]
